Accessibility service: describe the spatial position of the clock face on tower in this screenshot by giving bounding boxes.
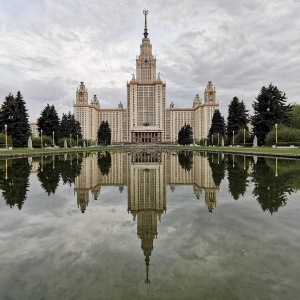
[144,59,148,64]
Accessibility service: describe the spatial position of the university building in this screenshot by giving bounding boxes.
[73,11,219,144]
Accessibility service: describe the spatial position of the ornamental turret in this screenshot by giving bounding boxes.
[204,81,217,104]
[76,82,89,105]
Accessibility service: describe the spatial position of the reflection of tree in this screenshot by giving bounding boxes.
[0,159,30,209]
[227,155,249,200]
[252,157,294,214]
[36,155,83,194]
[207,153,226,187]
[37,157,60,195]
[178,151,193,171]
[97,152,111,176]
[59,155,83,186]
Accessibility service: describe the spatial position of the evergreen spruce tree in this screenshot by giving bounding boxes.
[37,104,60,141]
[59,111,82,139]
[0,92,30,147]
[97,121,111,146]
[227,97,249,141]
[178,123,193,145]
[208,109,226,140]
[252,84,292,145]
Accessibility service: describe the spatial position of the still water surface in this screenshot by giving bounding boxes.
[0,151,299,300]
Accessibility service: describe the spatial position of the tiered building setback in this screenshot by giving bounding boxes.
[73,10,219,144]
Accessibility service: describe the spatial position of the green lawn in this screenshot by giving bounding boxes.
[0,145,300,158]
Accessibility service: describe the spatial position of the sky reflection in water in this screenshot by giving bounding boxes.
[0,151,299,300]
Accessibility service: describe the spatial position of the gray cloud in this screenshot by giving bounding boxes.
[0,0,299,122]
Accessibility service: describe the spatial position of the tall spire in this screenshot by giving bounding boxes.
[143,9,149,38]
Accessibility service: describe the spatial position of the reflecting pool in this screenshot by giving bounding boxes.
[0,151,300,300]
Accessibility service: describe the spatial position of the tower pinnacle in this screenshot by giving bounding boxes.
[143,9,149,38]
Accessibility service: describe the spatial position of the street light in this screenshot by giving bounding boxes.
[70,134,72,148]
[52,131,55,147]
[217,133,220,146]
[232,131,235,145]
[4,124,7,149]
[41,130,43,148]
[244,128,246,145]
[77,134,78,147]
[275,123,278,144]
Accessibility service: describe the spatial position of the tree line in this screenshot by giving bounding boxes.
[0,92,82,147]
[178,83,299,146]
[0,91,112,147]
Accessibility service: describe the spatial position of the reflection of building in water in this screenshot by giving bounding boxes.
[74,152,219,213]
[128,152,166,284]
[74,151,219,281]
[74,153,125,213]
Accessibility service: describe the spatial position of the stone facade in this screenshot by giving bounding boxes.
[73,12,219,144]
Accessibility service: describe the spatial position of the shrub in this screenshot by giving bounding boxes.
[0,133,13,147]
[32,136,52,148]
[265,125,300,146]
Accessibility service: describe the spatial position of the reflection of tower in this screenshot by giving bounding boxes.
[74,153,124,212]
[194,155,219,212]
[205,189,217,213]
[128,151,166,284]
[76,190,89,213]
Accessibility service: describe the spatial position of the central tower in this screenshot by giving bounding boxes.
[126,10,166,143]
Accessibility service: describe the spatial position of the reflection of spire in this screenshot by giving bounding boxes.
[205,189,217,213]
[145,256,150,284]
[77,190,89,213]
[193,184,202,200]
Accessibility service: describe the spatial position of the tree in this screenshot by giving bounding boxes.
[37,104,60,141]
[291,104,300,129]
[97,121,111,146]
[178,123,193,145]
[0,92,30,147]
[208,109,226,141]
[227,97,249,141]
[252,84,292,145]
[60,111,82,139]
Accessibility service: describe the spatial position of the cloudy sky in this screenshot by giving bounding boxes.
[0,0,299,122]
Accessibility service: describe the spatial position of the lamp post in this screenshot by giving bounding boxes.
[52,131,55,147]
[244,128,246,145]
[41,130,43,148]
[217,133,220,146]
[275,123,278,144]
[4,124,7,149]
[77,134,78,147]
[232,131,235,145]
[70,134,72,148]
